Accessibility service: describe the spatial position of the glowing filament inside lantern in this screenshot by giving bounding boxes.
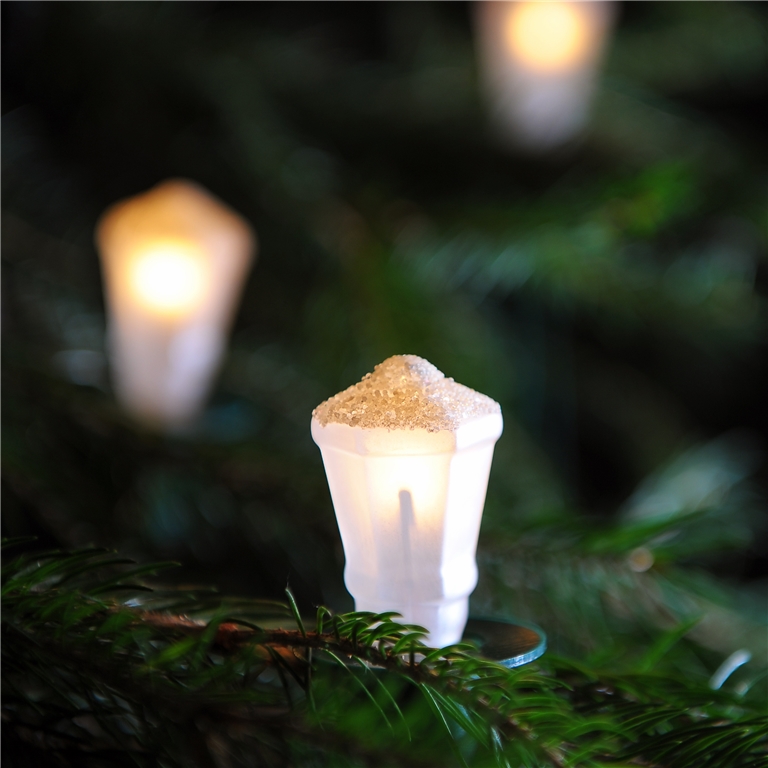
[506,2,592,73]
[129,242,207,317]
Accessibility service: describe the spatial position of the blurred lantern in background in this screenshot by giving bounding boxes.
[96,180,255,429]
[311,356,503,647]
[476,0,615,152]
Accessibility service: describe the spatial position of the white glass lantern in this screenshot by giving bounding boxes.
[476,0,614,151]
[311,355,503,647]
[96,180,255,429]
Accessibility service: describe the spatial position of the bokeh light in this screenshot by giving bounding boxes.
[505,2,594,73]
[129,242,208,319]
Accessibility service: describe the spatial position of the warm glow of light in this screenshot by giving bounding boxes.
[128,242,207,317]
[96,179,255,428]
[312,414,503,647]
[506,2,592,73]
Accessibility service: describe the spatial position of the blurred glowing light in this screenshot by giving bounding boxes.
[129,242,207,318]
[476,1,615,151]
[311,355,503,647]
[506,2,591,72]
[627,546,654,573]
[96,180,255,429]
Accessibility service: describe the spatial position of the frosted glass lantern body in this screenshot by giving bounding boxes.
[477,1,614,151]
[96,180,255,428]
[312,414,502,647]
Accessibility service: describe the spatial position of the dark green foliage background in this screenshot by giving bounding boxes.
[2,2,767,765]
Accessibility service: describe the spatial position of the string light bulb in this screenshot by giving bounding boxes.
[311,355,503,647]
[477,0,615,151]
[96,179,255,429]
[128,241,209,318]
[505,2,594,73]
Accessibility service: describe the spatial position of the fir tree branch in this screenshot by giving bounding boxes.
[3,542,766,768]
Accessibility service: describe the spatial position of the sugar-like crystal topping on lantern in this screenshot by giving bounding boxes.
[312,355,500,432]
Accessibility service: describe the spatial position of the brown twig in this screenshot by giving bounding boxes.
[136,610,568,768]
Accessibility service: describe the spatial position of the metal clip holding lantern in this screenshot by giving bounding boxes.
[96,180,255,429]
[311,355,503,647]
[477,0,614,151]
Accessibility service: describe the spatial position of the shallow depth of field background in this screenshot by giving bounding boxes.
[2,2,767,662]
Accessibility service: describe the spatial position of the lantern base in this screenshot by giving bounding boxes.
[463,617,546,668]
[284,613,545,669]
[352,596,469,649]
[348,599,546,666]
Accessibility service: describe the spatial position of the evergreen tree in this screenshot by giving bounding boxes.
[2,3,767,766]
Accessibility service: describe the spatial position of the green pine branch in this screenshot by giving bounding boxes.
[3,539,766,768]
